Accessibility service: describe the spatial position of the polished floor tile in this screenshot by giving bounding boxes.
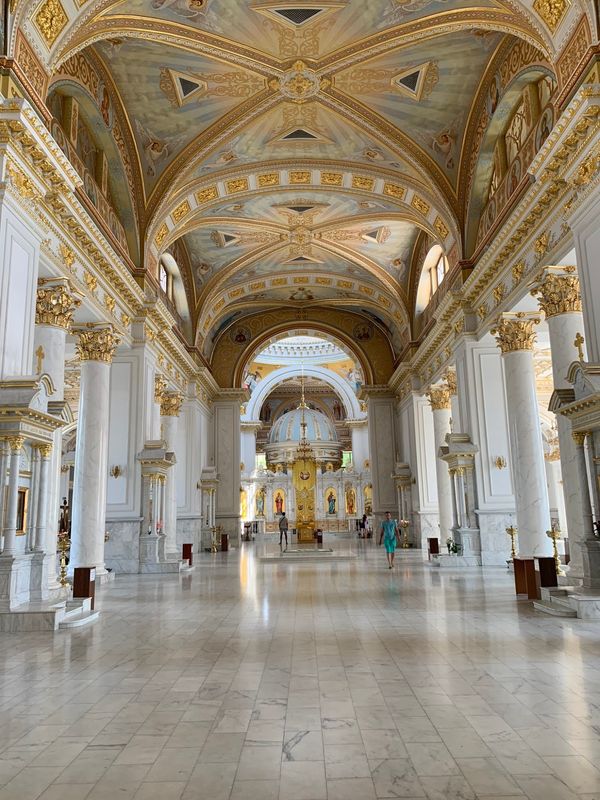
[1,544,600,799]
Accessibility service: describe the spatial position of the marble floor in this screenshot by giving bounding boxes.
[1,543,600,800]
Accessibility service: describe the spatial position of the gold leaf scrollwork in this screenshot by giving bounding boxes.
[531,272,581,318]
[160,391,183,417]
[36,283,81,329]
[34,0,68,47]
[533,0,570,33]
[426,386,451,411]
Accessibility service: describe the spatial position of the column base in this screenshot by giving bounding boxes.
[215,515,241,547]
[28,552,56,603]
[581,538,600,593]
[0,553,34,611]
[139,533,187,574]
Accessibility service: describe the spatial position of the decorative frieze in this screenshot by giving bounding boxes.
[154,374,168,403]
[74,325,120,363]
[36,279,80,329]
[491,312,540,353]
[531,266,581,318]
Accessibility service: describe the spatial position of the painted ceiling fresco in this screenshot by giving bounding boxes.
[101,0,503,61]
[56,0,551,356]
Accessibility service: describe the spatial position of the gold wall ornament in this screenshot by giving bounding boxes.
[531,272,581,318]
[444,369,457,396]
[36,282,81,329]
[225,178,249,194]
[570,146,600,187]
[426,386,451,411]
[171,199,190,223]
[574,331,585,360]
[74,326,120,363]
[104,295,116,314]
[155,223,168,248]
[58,243,75,271]
[290,171,311,184]
[512,260,525,286]
[493,284,506,305]
[34,0,68,47]
[533,0,570,33]
[477,304,488,321]
[351,175,374,190]
[491,312,540,353]
[321,172,343,186]
[258,172,279,187]
[35,345,45,373]
[434,217,449,239]
[383,182,405,199]
[534,231,551,258]
[493,455,507,470]
[121,313,131,327]
[160,391,184,417]
[6,164,38,200]
[411,195,430,215]
[195,186,218,203]
[84,271,97,294]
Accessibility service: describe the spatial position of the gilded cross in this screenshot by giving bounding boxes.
[35,345,45,373]
[574,332,585,361]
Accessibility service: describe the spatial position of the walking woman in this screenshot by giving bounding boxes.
[379,511,400,568]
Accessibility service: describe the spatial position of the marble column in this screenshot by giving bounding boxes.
[34,278,80,587]
[492,313,552,557]
[0,440,9,550]
[70,325,119,576]
[426,386,453,542]
[532,266,587,578]
[34,444,52,553]
[1,436,25,557]
[160,390,183,556]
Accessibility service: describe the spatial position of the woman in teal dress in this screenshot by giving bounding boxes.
[379,511,400,569]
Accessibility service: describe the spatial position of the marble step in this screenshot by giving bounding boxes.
[59,608,100,629]
[533,599,577,618]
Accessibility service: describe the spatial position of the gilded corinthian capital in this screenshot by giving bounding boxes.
[36,278,81,329]
[426,385,451,410]
[491,312,540,353]
[160,391,184,417]
[74,325,120,363]
[530,266,581,318]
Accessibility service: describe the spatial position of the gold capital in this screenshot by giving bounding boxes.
[531,270,581,318]
[491,312,540,353]
[160,391,184,417]
[36,281,81,329]
[426,386,451,411]
[572,431,589,446]
[35,443,53,458]
[8,435,26,453]
[74,325,120,363]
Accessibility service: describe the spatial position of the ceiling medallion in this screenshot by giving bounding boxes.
[272,60,330,103]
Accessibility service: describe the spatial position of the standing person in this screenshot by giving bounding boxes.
[279,512,288,549]
[359,513,367,538]
[379,511,400,569]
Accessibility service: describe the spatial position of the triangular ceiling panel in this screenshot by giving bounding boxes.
[161,68,208,107]
[392,62,437,101]
[251,2,345,29]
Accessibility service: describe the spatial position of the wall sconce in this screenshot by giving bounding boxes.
[109,465,124,478]
[493,456,507,470]
[60,464,70,474]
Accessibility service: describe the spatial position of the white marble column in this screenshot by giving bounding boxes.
[1,436,25,556]
[572,432,594,539]
[34,279,80,587]
[532,266,587,578]
[0,440,9,550]
[364,389,397,524]
[160,391,183,556]
[426,386,454,541]
[214,391,245,546]
[28,446,40,552]
[34,444,52,552]
[70,325,119,576]
[492,313,552,557]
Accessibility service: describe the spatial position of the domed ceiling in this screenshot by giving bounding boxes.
[39,0,554,361]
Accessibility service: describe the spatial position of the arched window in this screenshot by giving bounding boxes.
[159,262,170,296]
[416,245,448,313]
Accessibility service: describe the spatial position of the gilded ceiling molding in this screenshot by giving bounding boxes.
[533,0,570,34]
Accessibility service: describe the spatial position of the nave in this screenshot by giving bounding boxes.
[2,546,600,800]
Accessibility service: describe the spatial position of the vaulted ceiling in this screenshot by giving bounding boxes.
[29,0,564,360]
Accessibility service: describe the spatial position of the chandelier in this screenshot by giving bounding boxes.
[295,369,314,462]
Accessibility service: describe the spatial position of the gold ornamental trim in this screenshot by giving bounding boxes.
[491,312,540,353]
[36,282,81,329]
[426,385,451,411]
[533,0,570,33]
[160,390,184,417]
[34,443,53,458]
[8,435,26,453]
[74,326,120,364]
[531,269,581,318]
[154,373,168,403]
[34,0,68,47]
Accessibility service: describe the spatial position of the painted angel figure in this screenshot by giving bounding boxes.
[135,119,176,177]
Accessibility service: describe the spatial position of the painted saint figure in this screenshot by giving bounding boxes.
[275,492,284,515]
[327,492,336,514]
[256,489,265,517]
